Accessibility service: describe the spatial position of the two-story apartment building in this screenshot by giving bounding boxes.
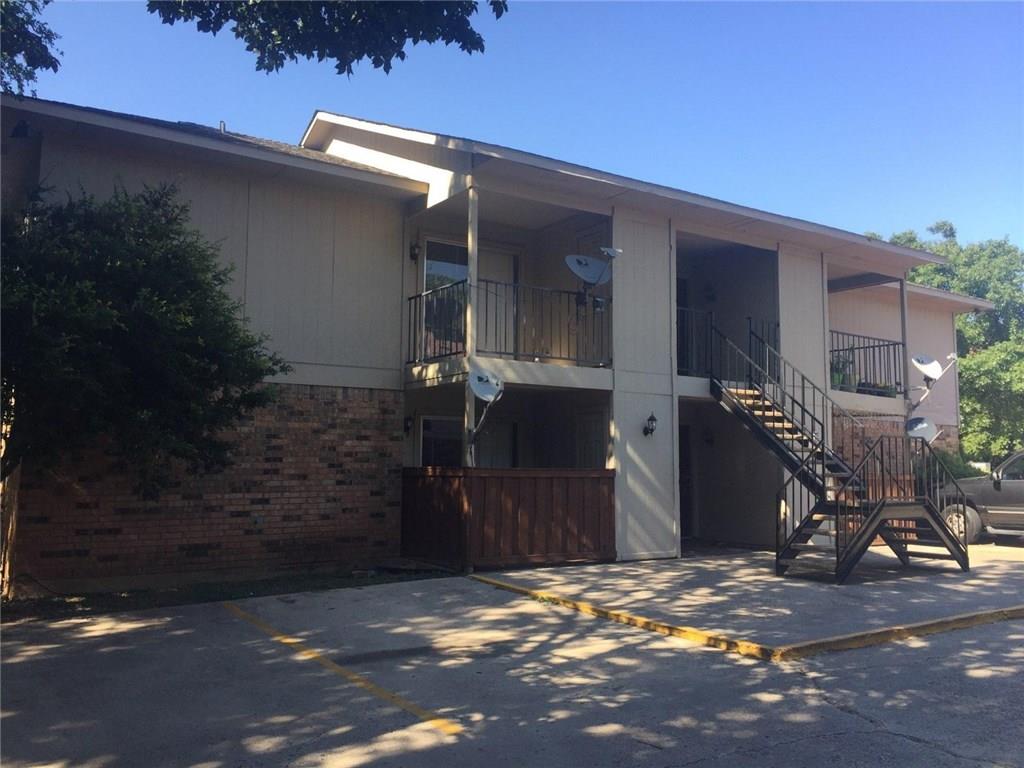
[1,96,991,593]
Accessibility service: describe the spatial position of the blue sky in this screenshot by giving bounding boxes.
[32,1,1024,244]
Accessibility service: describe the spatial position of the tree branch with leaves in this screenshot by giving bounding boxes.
[0,0,60,94]
[147,0,508,75]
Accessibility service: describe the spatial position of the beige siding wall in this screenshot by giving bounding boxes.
[829,288,960,427]
[37,133,406,390]
[611,209,677,560]
[778,244,828,389]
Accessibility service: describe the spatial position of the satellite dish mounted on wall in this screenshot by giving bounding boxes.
[909,352,957,411]
[906,416,940,444]
[565,254,614,287]
[467,362,505,467]
[912,355,944,384]
[468,367,503,404]
[564,248,619,358]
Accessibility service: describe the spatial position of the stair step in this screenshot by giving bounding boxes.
[789,542,833,551]
[801,528,838,537]
[882,529,942,540]
[728,388,762,396]
[905,550,957,561]
[777,557,833,570]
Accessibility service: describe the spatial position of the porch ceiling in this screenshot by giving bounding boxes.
[474,157,942,274]
[414,186,587,232]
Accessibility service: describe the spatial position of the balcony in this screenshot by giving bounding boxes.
[406,279,612,368]
[829,330,905,398]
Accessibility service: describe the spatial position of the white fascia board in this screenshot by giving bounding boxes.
[867,281,995,313]
[323,137,467,208]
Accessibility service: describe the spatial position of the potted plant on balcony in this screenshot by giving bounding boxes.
[830,351,854,391]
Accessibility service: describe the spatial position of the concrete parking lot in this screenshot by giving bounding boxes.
[3,546,1023,768]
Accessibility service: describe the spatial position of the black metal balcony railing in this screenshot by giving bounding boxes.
[477,279,612,366]
[406,280,467,364]
[677,307,712,376]
[405,279,612,367]
[829,330,905,398]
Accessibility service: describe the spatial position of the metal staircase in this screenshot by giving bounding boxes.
[706,325,970,582]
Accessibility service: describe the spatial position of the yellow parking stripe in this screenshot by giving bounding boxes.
[470,574,1024,664]
[223,602,463,737]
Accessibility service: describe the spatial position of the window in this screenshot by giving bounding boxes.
[421,417,462,467]
[425,241,468,291]
[421,241,468,358]
[1001,455,1024,480]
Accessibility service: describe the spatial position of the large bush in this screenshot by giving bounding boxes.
[1,185,289,495]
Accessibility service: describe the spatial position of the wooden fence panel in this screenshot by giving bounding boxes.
[402,468,615,570]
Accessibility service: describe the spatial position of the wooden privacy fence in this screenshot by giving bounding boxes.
[402,467,616,570]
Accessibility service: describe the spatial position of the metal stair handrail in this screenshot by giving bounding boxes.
[709,327,823,440]
[748,330,865,428]
[775,433,828,562]
[832,435,970,561]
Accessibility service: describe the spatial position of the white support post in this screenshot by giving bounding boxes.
[463,186,479,467]
[898,276,912,414]
[668,219,682,557]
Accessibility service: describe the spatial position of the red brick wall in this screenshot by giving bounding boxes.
[832,412,960,459]
[9,384,403,588]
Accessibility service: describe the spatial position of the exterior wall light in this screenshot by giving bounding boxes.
[643,412,658,437]
[409,242,421,262]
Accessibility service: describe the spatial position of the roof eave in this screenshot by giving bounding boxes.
[303,108,946,267]
[4,96,428,196]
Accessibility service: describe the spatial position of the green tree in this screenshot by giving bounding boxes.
[147,1,508,75]
[1,1,508,93]
[1,186,290,495]
[893,222,1024,462]
[0,0,60,94]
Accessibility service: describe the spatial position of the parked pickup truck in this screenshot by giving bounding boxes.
[943,450,1024,543]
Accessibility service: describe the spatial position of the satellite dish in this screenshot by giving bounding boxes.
[565,254,613,286]
[912,355,943,382]
[906,416,939,443]
[466,363,504,468]
[468,367,503,403]
[599,247,622,260]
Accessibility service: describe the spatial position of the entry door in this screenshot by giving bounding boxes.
[679,424,695,542]
[676,278,696,374]
[423,241,468,358]
[575,410,608,469]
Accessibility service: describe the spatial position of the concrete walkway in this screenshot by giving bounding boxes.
[483,543,1024,647]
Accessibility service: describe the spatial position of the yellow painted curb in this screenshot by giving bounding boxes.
[770,604,1024,661]
[469,574,776,662]
[224,602,463,737]
[469,574,1024,664]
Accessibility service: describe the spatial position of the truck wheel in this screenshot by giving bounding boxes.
[942,504,981,544]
